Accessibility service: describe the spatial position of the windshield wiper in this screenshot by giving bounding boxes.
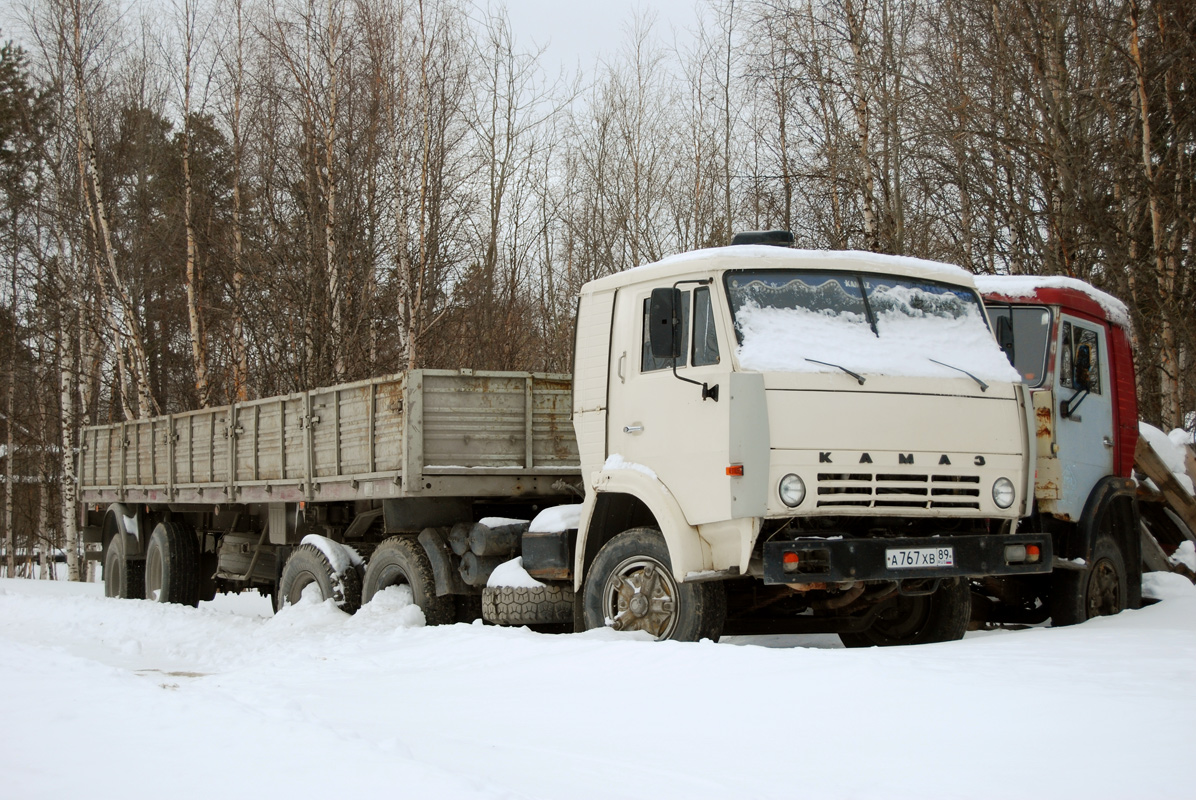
[806,358,866,385]
[930,358,988,392]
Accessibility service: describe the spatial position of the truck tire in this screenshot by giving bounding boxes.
[277,544,362,614]
[583,528,726,642]
[361,537,455,625]
[1050,534,1127,626]
[839,578,971,647]
[144,521,200,606]
[483,585,574,626]
[103,534,144,600]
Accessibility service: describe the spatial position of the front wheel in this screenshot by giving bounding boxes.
[1050,534,1127,626]
[583,528,725,642]
[839,578,972,647]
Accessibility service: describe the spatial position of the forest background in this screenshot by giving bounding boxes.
[0,0,1192,580]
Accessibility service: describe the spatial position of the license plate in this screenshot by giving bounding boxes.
[885,546,954,569]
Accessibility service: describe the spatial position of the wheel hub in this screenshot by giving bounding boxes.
[1086,558,1121,617]
[605,559,678,639]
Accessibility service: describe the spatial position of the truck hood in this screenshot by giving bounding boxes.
[762,372,1024,455]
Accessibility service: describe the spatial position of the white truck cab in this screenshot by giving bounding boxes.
[572,243,1052,643]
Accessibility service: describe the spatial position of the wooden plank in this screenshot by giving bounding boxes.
[1140,522,1174,573]
[1134,436,1196,539]
[525,376,534,469]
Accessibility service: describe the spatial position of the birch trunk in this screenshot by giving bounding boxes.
[844,0,878,252]
[1129,0,1180,428]
[70,3,158,419]
[180,0,209,406]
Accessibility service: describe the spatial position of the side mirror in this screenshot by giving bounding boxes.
[1074,344,1091,391]
[995,314,1015,365]
[648,288,682,360]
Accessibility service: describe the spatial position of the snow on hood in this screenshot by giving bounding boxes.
[734,299,1020,382]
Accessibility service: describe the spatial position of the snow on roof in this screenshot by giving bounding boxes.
[585,247,979,293]
[654,246,974,281]
[975,274,1131,329]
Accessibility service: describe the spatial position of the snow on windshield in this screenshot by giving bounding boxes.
[727,270,1020,381]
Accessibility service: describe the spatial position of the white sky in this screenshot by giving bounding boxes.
[497,0,703,75]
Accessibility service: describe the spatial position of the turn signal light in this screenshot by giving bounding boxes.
[783,551,800,572]
[726,465,744,476]
[1026,544,1041,563]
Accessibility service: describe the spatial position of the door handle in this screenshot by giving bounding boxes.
[1102,436,1114,448]
[623,425,644,434]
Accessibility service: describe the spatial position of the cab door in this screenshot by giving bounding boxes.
[1053,315,1114,519]
[606,283,732,525]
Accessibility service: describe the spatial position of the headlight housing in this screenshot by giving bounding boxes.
[992,477,1016,509]
[779,473,806,507]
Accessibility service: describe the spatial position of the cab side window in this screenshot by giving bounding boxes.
[641,292,690,372]
[692,287,721,367]
[1060,321,1102,395]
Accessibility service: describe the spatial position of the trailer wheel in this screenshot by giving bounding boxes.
[839,578,971,647]
[144,521,200,606]
[277,544,362,614]
[483,585,574,626]
[1050,534,1127,626]
[583,528,725,642]
[103,534,144,600]
[361,537,455,625]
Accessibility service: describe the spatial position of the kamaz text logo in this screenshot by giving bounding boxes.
[818,452,988,467]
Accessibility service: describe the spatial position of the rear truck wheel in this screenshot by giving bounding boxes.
[277,544,362,614]
[144,521,200,606]
[583,528,726,642]
[838,577,972,647]
[103,533,144,600]
[1050,534,1127,626]
[483,584,574,626]
[361,537,454,625]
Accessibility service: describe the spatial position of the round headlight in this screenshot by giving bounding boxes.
[779,474,806,507]
[992,477,1016,509]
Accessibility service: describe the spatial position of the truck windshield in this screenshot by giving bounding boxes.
[723,269,1015,382]
[725,271,983,334]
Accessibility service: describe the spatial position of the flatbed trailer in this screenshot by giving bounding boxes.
[79,370,581,506]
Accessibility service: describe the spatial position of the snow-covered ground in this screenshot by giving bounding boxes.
[3,575,1195,800]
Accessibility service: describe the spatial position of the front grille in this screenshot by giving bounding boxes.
[816,472,981,510]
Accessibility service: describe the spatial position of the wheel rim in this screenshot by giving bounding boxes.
[145,549,163,601]
[601,554,679,640]
[1085,558,1122,618]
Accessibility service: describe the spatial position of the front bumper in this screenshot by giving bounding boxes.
[762,533,1053,584]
